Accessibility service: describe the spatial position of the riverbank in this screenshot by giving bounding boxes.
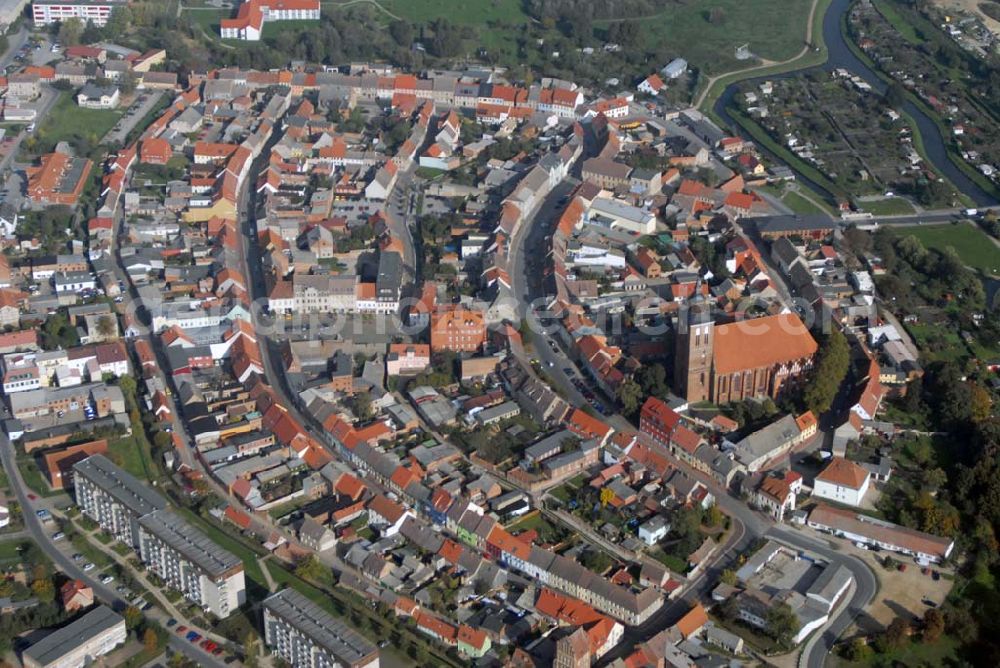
[843,0,1000,205]
[707,0,996,208]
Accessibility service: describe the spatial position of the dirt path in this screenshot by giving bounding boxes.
[324,0,402,21]
[694,0,823,110]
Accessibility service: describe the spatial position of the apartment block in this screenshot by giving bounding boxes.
[32,0,127,26]
[262,589,380,668]
[73,454,166,548]
[138,509,246,618]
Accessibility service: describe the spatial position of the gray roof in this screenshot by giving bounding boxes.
[23,605,124,666]
[263,589,378,665]
[139,509,242,578]
[73,454,167,516]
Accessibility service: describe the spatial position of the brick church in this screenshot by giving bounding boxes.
[674,297,818,404]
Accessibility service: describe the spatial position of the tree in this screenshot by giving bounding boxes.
[389,20,413,46]
[923,608,944,643]
[351,391,373,421]
[802,327,850,414]
[96,315,117,338]
[30,577,54,603]
[766,602,799,647]
[884,81,906,109]
[123,605,144,632]
[844,637,873,662]
[708,7,726,24]
[720,568,737,585]
[617,379,643,417]
[58,17,84,46]
[706,504,724,528]
[878,617,909,652]
[294,554,326,583]
[244,633,260,668]
[143,627,159,652]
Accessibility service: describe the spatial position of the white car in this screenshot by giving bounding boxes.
[101,575,114,584]
[82,562,95,571]
[52,531,64,541]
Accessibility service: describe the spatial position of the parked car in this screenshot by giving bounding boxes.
[175,625,187,635]
[82,562,95,571]
[101,575,114,584]
[52,531,64,541]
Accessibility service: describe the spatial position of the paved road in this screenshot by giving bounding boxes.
[0,434,124,607]
[103,90,166,145]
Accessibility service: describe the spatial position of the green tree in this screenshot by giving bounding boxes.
[58,17,84,45]
[766,602,799,647]
[294,554,327,583]
[802,327,850,414]
[720,568,737,585]
[123,605,144,631]
[844,637,873,661]
[617,379,643,417]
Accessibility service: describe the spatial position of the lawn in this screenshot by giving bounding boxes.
[68,529,114,568]
[782,190,829,215]
[632,0,816,76]
[107,436,150,480]
[903,322,966,363]
[184,7,228,37]
[901,223,1000,274]
[32,91,123,155]
[17,456,61,498]
[379,0,528,24]
[860,197,917,216]
[0,538,30,562]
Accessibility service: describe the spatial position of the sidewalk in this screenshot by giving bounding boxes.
[56,508,230,647]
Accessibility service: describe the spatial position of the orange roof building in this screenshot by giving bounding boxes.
[26,150,93,206]
[676,309,818,404]
[430,306,485,353]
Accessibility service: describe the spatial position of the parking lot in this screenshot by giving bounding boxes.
[800,524,954,631]
[102,90,166,145]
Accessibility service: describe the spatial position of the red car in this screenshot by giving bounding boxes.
[175,626,187,635]
[26,493,37,500]
[212,648,224,656]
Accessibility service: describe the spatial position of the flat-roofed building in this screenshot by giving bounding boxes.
[72,454,166,547]
[32,0,127,26]
[262,589,380,668]
[22,605,126,668]
[137,508,246,617]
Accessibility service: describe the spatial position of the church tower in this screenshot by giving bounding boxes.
[674,292,714,402]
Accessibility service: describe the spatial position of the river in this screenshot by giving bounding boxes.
[713,0,998,206]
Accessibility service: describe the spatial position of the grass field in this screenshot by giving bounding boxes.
[17,456,61,497]
[107,436,150,480]
[0,539,28,562]
[901,223,1000,274]
[860,197,917,215]
[633,0,816,76]
[782,190,830,215]
[35,91,123,153]
[380,0,527,25]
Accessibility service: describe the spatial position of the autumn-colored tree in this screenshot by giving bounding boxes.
[123,605,144,631]
[970,383,993,422]
[31,577,54,603]
[923,608,944,643]
[143,628,159,652]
